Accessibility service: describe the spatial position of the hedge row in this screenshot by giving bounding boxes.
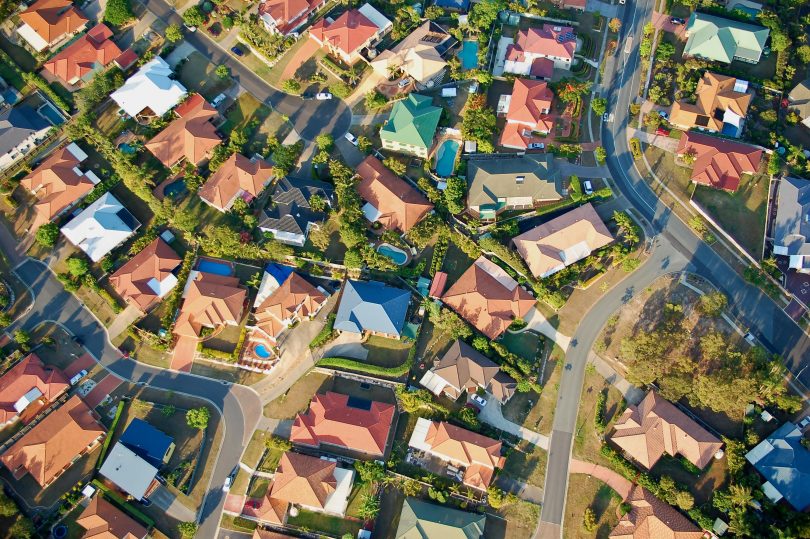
[317,354,413,379]
[96,400,125,468]
[161,251,196,330]
[308,313,336,349]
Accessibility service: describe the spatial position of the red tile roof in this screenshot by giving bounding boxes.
[676,131,763,192]
[428,271,448,298]
[173,271,246,339]
[76,494,148,539]
[507,25,576,62]
[109,237,182,311]
[609,485,704,539]
[506,79,554,128]
[0,353,69,425]
[269,452,337,509]
[253,272,327,340]
[309,9,379,57]
[114,48,138,70]
[530,57,555,79]
[258,0,317,35]
[145,93,221,168]
[43,23,120,85]
[356,155,433,232]
[423,420,504,490]
[199,153,274,211]
[19,0,88,46]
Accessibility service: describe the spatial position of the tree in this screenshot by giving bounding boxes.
[103,0,135,26]
[0,491,18,517]
[582,507,597,532]
[13,329,31,350]
[162,404,176,417]
[594,146,607,164]
[656,41,676,61]
[315,133,334,152]
[215,65,230,79]
[555,78,592,104]
[281,78,301,94]
[35,222,59,247]
[759,109,777,125]
[674,490,694,511]
[591,97,608,116]
[383,156,406,176]
[424,5,444,19]
[698,291,727,317]
[9,517,34,539]
[444,176,466,214]
[357,135,372,154]
[165,23,183,42]
[178,522,198,539]
[797,45,810,64]
[468,0,505,31]
[186,407,210,430]
[67,256,90,277]
[308,194,326,213]
[608,17,622,33]
[182,5,206,27]
[461,105,497,153]
[364,89,388,111]
[354,461,385,484]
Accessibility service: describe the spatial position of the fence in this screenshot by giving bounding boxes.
[312,366,405,389]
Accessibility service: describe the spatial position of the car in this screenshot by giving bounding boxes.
[230,46,244,56]
[470,394,487,408]
[657,110,669,119]
[69,370,88,386]
[139,498,152,507]
[301,92,314,99]
[211,93,226,107]
[528,142,545,150]
[583,180,593,195]
[315,92,333,100]
[398,77,412,88]
[799,416,810,428]
[744,332,757,346]
[183,24,196,32]
[222,467,238,492]
[670,17,685,25]
[344,132,358,145]
[655,127,671,136]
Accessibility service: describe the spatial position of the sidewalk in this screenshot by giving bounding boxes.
[519,307,572,351]
[588,353,644,405]
[480,400,549,449]
[570,458,632,499]
[628,127,679,153]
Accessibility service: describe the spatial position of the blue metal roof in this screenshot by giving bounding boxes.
[748,422,810,511]
[265,263,294,287]
[119,418,174,468]
[334,280,410,337]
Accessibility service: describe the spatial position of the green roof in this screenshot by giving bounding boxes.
[395,498,486,539]
[380,94,442,150]
[684,12,769,64]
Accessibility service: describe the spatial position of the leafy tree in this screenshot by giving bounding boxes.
[14,329,31,350]
[698,291,727,317]
[461,104,496,153]
[215,65,230,79]
[272,141,304,175]
[0,491,18,517]
[444,176,466,214]
[281,78,301,94]
[35,222,59,247]
[308,194,327,213]
[591,97,608,116]
[0,312,11,329]
[582,507,597,532]
[328,82,352,98]
[424,5,444,19]
[759,109,777,125]
[595,146,607,164]
[182,5,206,27]
[104,0,135,26]
[656,41,676,61]
[162,404,176,417]
[674,490,694,511]
[177,522,198,539]
[186,407,210,430]
[343,249,363,268]
[9,517,34,539]
[555,78,592,104]
[315,133,334,152]
[356,135,372,154]
[608,17,622,32]
[569,175,583,201]
[383,156,406,176]
[797,45,810,64]
[468,0,505,31]
[67,257,90,277]
[354,461,385,484]
[165,23,183,42]
[365,89,388,111]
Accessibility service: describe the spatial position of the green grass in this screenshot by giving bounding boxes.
[242,430,268,468]
[500,331,542,362]
[0,35,36,72]
[257,446,284,472]
[177,52,232,100]
[363,335,411,367]
[247,477,271,498]
[500,440,548,488]
[0,59,24,91]
[219,92,271,137]
[287,508,362,537]
[345,481,374,519]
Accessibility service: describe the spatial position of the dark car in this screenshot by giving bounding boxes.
[670,17,685,25]
[230,46,244,56]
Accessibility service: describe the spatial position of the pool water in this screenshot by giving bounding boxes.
[118,143,136,154]
[38,103,65,125]
[458,40,479,71]
[377,244,408,265]
[197,259,233,276]
[255,344,272,358]
[164,179,187,199]
[435,139,460,177]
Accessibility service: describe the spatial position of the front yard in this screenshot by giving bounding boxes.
[562,474,621,539]
[363,335,412,367]
[499,440,547,489]
[176,52,233,100]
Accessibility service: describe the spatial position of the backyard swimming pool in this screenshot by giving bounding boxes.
[458,40,479,71]
[163,179,187,199]
[118,143,136,154]
[197,258,233,276]
[435,139,460,177]
[38,103,65,125]
[377,243,408,265]
[255,344,272,358]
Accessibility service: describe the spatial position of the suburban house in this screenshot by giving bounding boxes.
[110,57,188,121]
[745,421,810,510]
[683,12,769,64]
[676,131,763,191]
[109,237,182,311]
[499,78,555,149]
[77,494,149,539]
[466,154,563,218]
[252,494,291,526]
[334,279,411,339]
[119,418,176,468]
[772,177,810,273]
[308,3,392,64]
[787,78,810,129]
[356,155,433,233]
[258,177,333,246]
[0,104,52,172]
[251,264,329,343]
[17,0,88,52]
[380,93,442,158]
[199,153,274,211]
[60,192,140,262]
[258,0,327,35]
[370,21,453,88]
[610,391,723,471]
[669,72,751,137]
[0,395,106,487]
[99,442,160,501]
[419,340,517,404]
[42,23,122,88]
[609,485,704,539]
[503,24,577,74]
[19,142,100,229]
[145,93,221,169]
[268,451,355,516]
[512,203,614,278]
[408,418,505,490]
[291,391,396,458]
[0,353,68,426]
[394,498,486,539]
[173,269,247,340]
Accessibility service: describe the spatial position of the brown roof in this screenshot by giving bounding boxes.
[441,256,535,339]
[76,494,148,539]
[145,94,221,168]
[676,131,763,192]
[356,155,433,232]
[253,272,327,340]
[19,0,87,46]
[670,72,751,132]
[42,23,121,85]
[432,340,516,403]
[252,529,298,539]
[109,237,182,311]
[505,78,554,130]
[424,421,504,490]
[610,391,723,470]
[291,391,395,456]
[269,452,337,509]
[173,271,246,338]
[609,485,704,539]
[309,9,379,57]
[253,494,289,525]
[0,395,105,486]
[19,144,96,228]
[0,353,69,425]
[512,203,614,278]
[199,153,274,211]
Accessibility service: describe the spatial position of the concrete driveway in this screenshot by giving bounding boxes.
[479,400,549,449]
[149,484,196,521]
[321,332,368,361]
[554,160,611,178]
[519,307,572,350]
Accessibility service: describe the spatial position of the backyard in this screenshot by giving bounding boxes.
[363,335,411,367]
[176,52,232,101]
[287,508,362,537]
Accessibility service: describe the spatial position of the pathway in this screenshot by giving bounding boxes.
[519,307,572,351]
[496,476,544,505]
[554,161,611,178]
[588,353,645,405]
[479,400,549,450]
[627,127,679,153]
[150,484,198,522]
[569,459,632,500]
[344,72,386,107]
[107,304,144,340]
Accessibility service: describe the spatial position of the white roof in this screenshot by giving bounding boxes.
[408,417,434,452]
[762,481,784,503]
[253,269,283,308]
[65,143,88,162]
[146,274,178,298]
[61,192,140,262]
[362,202,382,223]
[419,370,448,396]
[442,87,457,97]
[17,23,49,52]
[99,442,158,500]
[358,3,392,31]
[84,170,101,185]
[321,465,354,516]
[13,387,43,412]
[110,57,187,118]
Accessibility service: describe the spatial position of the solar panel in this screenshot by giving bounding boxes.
[347,396,373,410]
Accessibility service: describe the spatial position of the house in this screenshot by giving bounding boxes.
[609,485,704,539]
[356,155,433,233]
[173,270,246,340]
[291,391,396,457]
[503,24,577,74]
[258,0,327,35]
[199,153,274,211]
[119,418,176,468]
[17,0,88,52]
[252,493,291,526]
[610,391,723,471]
[110,57,188,121]
[787,78,810,129]
[419,340,517,404]
[77,494,149,539]
[114,48,139,71]
[499,79,555,149]
[512,203,613,278]
[0,395,105,487]
[251,265,329,343]
[258,177,333,247]
[370,21,452,87]
[109,237,182,311]
[745,421,810,510]
[558,0,586,10]
[145,93,221,169]
[408,418,504,490]
[99,442,160,501]
[0,353,68,426]
[772,177,810,273]
[669,72,751,137]
[308,3,392,64]
[676,131,763,192]
[466,154,563,218]
[19,142,100,229]
[395,498,485,539]
[433,0,470,11]
[42,23,122,88]
[380,93,442,158]
[683,12,769,64]
[269,451,354,516]
[442,256,535,340]
[60,192,140,262]
[333,279,410,339]
[0,105,52,172]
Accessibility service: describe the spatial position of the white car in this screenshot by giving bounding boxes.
[799,416,810,428]
[70,369,88,386]
[315,92,333,100]
[222,468,237,492]
[344,132,358,146]
[398,77,412,88]
[583,180,593,195]
[211,93,226,107]
[657,110,669,119]
[471,394,487,408]
[528,142,545,150]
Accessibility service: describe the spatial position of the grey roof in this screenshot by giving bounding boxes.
[334,279,410,337]
[395,497,485,539]
[433,340,517,402]
[99,442,158,501]
[746,422,810,511]
[0,105,50,157]
[259,177,334,237]
[467,154,563,208]
[774,177,810,256]
[787,79,810,120]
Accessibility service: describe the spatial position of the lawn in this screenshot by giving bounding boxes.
[499,440,547,488]
[242,429,269,469]
[230,468,251,496]
[287,508,362,537]
[219,92,271,137]
[494,500,540,539]
[644,145,694,201]
[257,446,284,472]
[247,477,271,498]
[363,335,411,367]
[263,371,331,419]
[572,366,625,469]
[500,331,542,362]
[345,481,374,519]
[176,52,232,100]
[562,474,621,539]
[0,34,37,72]
[649,454,728,506]
[441,242,475,285]
[501,344,562,435]
[190,361,265,386]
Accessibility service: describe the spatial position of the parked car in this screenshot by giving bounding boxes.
[657,110,669,119]
[583,180,593,195]
[470,394,487,408]
[69,370,88,386]
[230,46,244,57]
[302,92,314,99]
[211,93,227,107]
[222,467,237,492]
[655,127,671,136]
[316,92,333,100]
[744,332,757,346]
[398,77,412,88]
[344,132,358,145]
[183,24,196,32]
[799,416,810,428]
[670,17,686,25]
[528,142,545,150]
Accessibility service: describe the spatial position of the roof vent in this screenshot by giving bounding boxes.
[516,175,525,184]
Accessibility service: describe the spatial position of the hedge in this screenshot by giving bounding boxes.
[629,138,642,160]
[308,313,336,349]
[317,354,413,379]
[96,399,125,468]
[161,251,196,330]
[91,479,155,527]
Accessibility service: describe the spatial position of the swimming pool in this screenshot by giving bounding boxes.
[435,139,460,177]
[377,243,408,265]
[255,344,272,358]
[118,142,136,154]
[458,40,479,71]
[38,103,65,125]
[163,179,187,199]
[197,258,233,276]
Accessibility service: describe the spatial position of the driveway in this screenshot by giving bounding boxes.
[519,307,572,350]
[570,459,632,500]
[554,160,611,178]
[320,332,368,361]
[107,304,144,340]
[628,127,679,153]
[652,11,687,38]
[150,484,197,521]
[479,400,549,450]
[336,136,365,168]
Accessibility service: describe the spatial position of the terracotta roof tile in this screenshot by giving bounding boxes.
[43,23,120,85]
[173,271,246,338]
[145,94,221,168]
[670,72,751,132]
[253,273,327,339]
[676,131,762,192]
[609,485,704,539]
[199,153,274,211]
[269,452,337,508]
[0,353,69,425]
[511,25,576,62]
[505,79,554,131]
[19,0,87,46]
[356,155,433,232]
[423,421,504,490]
[76,494,148,539]
[109,237,182,311]
[309,9,378,57]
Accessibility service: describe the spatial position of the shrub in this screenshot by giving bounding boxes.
[317,355,413,378]
[97,400,125,468]
[104,0,135,26]
[178,522,198,539]
[186,407,210,430]
[329,82,352,98]
[629,138,642,159]
[309,313,337,348]
[35,222,59,247]
[182,5,206,27]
